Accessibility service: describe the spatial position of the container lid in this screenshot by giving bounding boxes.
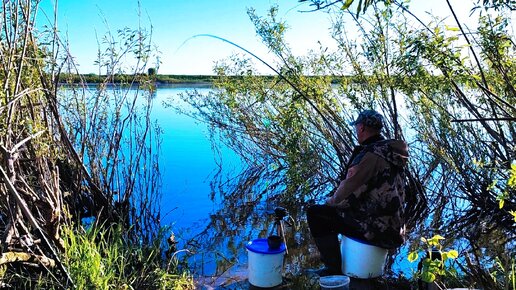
[246,238,286,254]
[319,275,350,288]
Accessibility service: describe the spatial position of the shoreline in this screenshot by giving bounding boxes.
[58,81,215,89]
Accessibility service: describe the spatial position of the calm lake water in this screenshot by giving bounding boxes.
[153,85,241,229]
[60,84,245,279]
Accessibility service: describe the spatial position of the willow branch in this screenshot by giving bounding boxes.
[451,117,516,123]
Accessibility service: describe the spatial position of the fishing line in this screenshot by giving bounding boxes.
[176,33,348,146]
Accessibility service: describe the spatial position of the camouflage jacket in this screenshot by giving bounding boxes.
[326,135,409,249]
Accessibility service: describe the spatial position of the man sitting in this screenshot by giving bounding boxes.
[307,110,409,276]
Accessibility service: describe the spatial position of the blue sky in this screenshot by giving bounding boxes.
[37,0,479,75]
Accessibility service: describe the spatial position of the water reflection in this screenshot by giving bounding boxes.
[178,163,321,282]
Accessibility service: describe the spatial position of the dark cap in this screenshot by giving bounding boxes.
[350,110,384,129]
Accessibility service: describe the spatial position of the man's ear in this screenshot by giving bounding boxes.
[357,123,365,133]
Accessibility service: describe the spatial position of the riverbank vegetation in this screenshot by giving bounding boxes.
[1,0,514,288]
[57,73,365,86]
[59,73,218,85]
[180,0,515,289]
[0,1,192,288]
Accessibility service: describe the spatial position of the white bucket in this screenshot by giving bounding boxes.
[340,235,388,278]
[246,238,286,288]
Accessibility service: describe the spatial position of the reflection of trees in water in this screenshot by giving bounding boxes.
[184,164,321,277]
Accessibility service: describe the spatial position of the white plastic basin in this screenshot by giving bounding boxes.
[319,275,350,290]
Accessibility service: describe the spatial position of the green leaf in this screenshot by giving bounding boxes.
[496,191,508,209]
[342,0,354,10]
[508,162,516,187]
[487,179,498,191]
[422,271,436,283]
[356,0,362,15]
[428,260,442,270]
[408,251,419,262]
[447,250,459,259]
[427,235,445,246]
[445,25,460,32]
[432,234,445,240]
[509,211,516,222]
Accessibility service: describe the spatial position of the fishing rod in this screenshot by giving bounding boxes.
[183,33,348,147]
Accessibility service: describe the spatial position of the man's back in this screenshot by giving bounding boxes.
[337,138,409,249]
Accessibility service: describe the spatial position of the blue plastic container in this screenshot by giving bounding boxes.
[246,238,286,288]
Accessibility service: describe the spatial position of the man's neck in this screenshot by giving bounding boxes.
[359,134,384,145]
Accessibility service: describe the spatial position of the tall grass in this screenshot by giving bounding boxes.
[61,223,194,290]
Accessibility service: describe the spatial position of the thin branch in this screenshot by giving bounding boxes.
[451,117,516,123]
[445,0,488,88]
[10,130,46,153]
[189,34,348,147]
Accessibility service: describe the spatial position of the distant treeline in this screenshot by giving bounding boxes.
[58,73,367,85]
[59,73,219,84]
